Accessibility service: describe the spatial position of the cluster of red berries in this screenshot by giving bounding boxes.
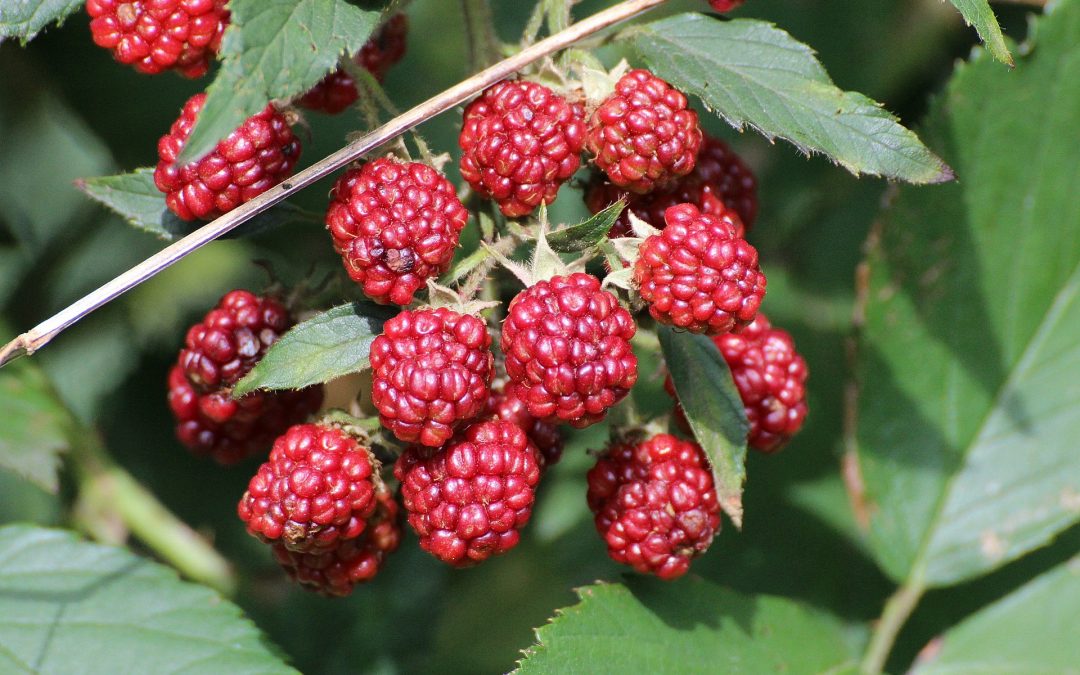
[132,0,805,591]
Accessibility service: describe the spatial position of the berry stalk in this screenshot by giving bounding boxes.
[72,434,236,595]
[0,0,670,370]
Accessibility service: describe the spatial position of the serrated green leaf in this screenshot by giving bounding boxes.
[0,525,298,675]
[628,14,952,185]
[0,0,82,44]
[178,0,382,163]
[856,0,1080,587]
[233,302,396,396]
[659,326,748,528]
[913,557,1080,674]
[517,577,853,674]
[0,359,71,493]
[78,168,311,240]
[547,201,625,253]
[948,0,1013,66]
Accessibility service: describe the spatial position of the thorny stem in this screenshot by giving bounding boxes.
[860,579,926,674]
[0,0,669,370]
[72,434,236,595]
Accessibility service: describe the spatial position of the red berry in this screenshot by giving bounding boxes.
[585,135,758,238]
[586,433,720,579]
[87,0,229,78]
[634,203,766,334]
[459,80,586,217]
[273,490,401,596]
[708,0,745,12]
[154,93,301,221]
[167,290,322,464]
[585,69,702,194]
[394,420,540,566]
[238,423,380,553]
[297,14,408,114]
[502,273,637,428]
[486,384,563,470]
[664,314,808,453]
[325,157,468,305]
[370,308,494,446]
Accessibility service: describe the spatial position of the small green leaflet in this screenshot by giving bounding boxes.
[233,302,396,396]
[948,0,1013,66]
[628,14,953,185]
[178,0,383,163]
[659,326,748,528]
[0,0,82,45]
[79,168,310,240]
[547,200,626,253]
[0,525,298,675]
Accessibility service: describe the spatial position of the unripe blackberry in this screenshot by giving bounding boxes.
[238,423,381,553]
[325,157,468,305]
[587,433,720,579]
[297,14,408,114]
[664,314,808,453]
[167,290,322,464]
[273,490,401,596]
[584,135,758,238]
[87,0,229,78]
[502,273,637,428]
[585,69,702,194]
[718,315,808,452]
[487,384,563,470]
[634,203,766,334]
[394,420,540,566]
[459,80,586,217]
[370,308,494,446]
[154,93,301,221]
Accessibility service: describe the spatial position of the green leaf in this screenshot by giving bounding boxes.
[659,327,748,528]
[0,360,71,493]
[913,557,1080,674]
[0,0,82,44]
[855,0,1080,587]
[517,577,853,674]
[178,0,382,164]
[0,525,298,674]
[947,0,1013,66]
[233,302,396,396]
[547,201,625,253]
[627,14,952,185]
[78,168,311,240]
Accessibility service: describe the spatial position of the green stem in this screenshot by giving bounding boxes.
[860,579,926,674]
[460,0,501,71]
[72,436,236,595]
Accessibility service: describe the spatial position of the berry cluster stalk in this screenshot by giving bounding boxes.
[0,0,669,369]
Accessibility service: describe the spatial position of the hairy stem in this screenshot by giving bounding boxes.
[461,0,501,70]
[0,0,668,370]
[72,435,236,595]
[860,579,926,674]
